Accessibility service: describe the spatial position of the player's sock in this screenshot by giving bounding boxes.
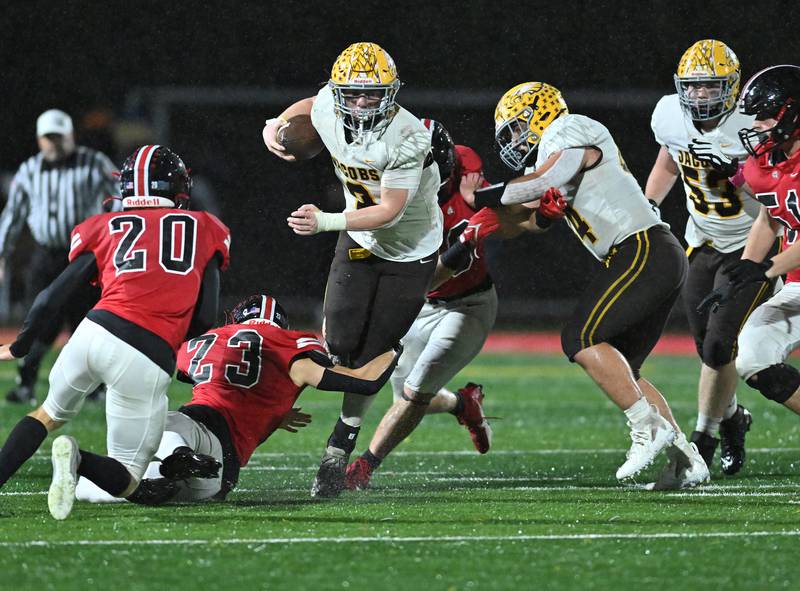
[77,451,132,497]
[450,392,466,416]
[623,397,651,425]
[328,418,360,454]
[0,416,48,487]
[723,394,738,420]
[362,449,383,469]
[695,413,722,436]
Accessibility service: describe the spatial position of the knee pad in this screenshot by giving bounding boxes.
[701,339,735,370]
[746,364,800,404]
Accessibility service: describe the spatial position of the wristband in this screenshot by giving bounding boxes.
[474,182,507,209]
[440,240,471,271]
[264,116,288,127]
[314,212,348,233]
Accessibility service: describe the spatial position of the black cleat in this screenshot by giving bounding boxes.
[127,478,180,505]
[159,447,221,480]
[690,431,720,468]
[310,446,349,498]
[719,405,752,476]
[5,384,36,406]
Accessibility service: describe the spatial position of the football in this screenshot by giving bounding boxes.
[278,114,325,160]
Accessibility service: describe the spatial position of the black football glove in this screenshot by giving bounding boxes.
[688,140,739,178]
[697,282,736,315]
[723,258,773,288]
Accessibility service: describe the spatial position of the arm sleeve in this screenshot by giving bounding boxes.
[10,253,98,357]
[474,149,583,208]
[185,256,221,341]
[0,170,31,259]
[315,350,401,396]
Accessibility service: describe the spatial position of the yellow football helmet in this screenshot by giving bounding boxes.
[674,39,741,121]
[329,42,401,138]
[494,82,568,171]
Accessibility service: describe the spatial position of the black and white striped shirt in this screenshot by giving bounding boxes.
[0,146,118,257]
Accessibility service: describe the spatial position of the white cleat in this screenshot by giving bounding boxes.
[616,407,676,481]
[48,435,80,520]
[648,441,711,490]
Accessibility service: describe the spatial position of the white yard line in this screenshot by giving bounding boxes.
[2,482,798,497]
[1,530,800,547]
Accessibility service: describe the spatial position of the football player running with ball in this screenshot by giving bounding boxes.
[263,42,442,497]
[703,66,800,418]
[75,294,401,504]
[0,146,231,519]
[477,82,709,488]
[646,40,769,476]
[346,120,499,490]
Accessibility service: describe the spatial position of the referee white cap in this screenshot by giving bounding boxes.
[36,109,73,137]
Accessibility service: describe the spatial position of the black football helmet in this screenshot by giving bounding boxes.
[228,294,289,329]
[738,65,800,157]
[120,145,192,208]
[421,118,456,201]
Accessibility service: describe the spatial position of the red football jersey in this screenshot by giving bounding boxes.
[69,208,231,349]
[177,321,327,465]
[428,145,492,300]
[744,149,800,284]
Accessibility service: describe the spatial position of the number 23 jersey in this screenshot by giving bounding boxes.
[311,85,443,261]
[177,321,327,465]
[69,208,231,350]
[651,94,759,252]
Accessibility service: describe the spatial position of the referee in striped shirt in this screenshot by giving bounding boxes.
[0,109,118,404]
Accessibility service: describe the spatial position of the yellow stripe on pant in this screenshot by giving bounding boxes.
[581,231,646,349]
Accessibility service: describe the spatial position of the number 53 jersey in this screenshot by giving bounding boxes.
[69,208,231,350]
[651,94,760,252]
[311,85,443,261]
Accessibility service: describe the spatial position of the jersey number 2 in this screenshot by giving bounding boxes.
[109,214,197,275]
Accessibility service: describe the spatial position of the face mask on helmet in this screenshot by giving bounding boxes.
[120,145,192,209]
[228,294,289,329]
[737,64,800,157]
[329,42,401,141]
[494,82,567,171]
[674,40,741,121]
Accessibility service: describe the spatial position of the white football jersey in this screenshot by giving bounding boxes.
[310,85,443,261]
[530,114,666,260]
[651,94,759,252]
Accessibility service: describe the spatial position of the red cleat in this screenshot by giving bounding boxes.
[455,382,492,454]
[344,457,374,490]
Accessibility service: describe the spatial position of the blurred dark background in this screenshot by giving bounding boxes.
[1,0,795,328]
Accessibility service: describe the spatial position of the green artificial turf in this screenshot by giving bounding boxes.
[0,352,798,590]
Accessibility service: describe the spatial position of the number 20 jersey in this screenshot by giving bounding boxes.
[177,321,327,465]
[69,208,231,350]
[311,85,443,261]
[651,94,759,252]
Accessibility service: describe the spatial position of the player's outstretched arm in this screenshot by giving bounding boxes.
[289,345,403,396]
[7,253,98,359]
[644,146,679,206]
[474,149,589,208]
[185,257,221,341]
[263,97,316,161]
